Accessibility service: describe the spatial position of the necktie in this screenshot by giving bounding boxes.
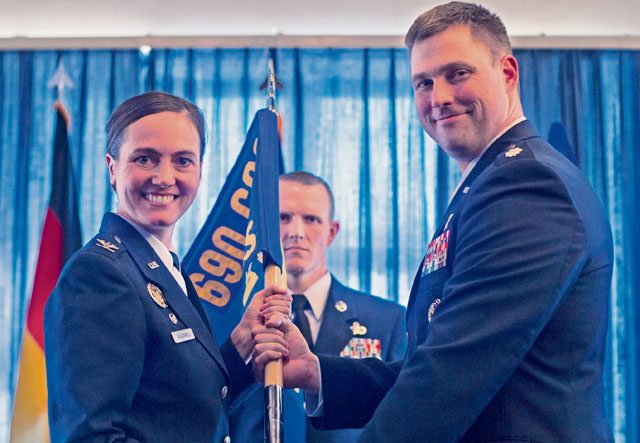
[290,295,315,441]
[292,294,314,350]
[170,251,181,273]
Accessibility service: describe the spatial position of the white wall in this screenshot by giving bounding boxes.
[0,0,638,39]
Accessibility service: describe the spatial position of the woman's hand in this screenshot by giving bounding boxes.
[230,285,291,361]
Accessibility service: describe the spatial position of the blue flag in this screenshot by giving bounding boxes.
[183,108,307,441]
[183,108,284,342]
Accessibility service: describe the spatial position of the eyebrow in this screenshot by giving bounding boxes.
[128,147,197,157]
[127,147,157,158]
[412,61,475,83]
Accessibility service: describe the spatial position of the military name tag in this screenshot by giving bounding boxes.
[422,229,450,276]
[171,328,195,343]
[340,338,381,359]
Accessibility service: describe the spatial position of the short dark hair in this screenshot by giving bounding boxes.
[279,171,336,220]
[106,91,206,160]
[405,2,511,59]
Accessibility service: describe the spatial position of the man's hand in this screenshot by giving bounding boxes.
[230,285,291,361]
[252,314,321,393]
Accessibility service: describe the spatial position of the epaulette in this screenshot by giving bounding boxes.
[89,232,127,257]
[495,143,535,166]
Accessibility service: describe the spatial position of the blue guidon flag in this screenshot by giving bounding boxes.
[182,108,284,342]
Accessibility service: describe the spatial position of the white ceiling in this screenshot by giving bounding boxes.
[0,0,638,40]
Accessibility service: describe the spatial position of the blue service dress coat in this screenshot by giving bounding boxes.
[44,212,253,443]
[313,120,614,442]
[230,277,407,442]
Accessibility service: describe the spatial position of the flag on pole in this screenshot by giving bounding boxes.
[183,108,308,442]
[183,108,284,342]
[10,101,82,442]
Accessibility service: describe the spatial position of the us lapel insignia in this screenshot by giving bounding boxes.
[169,313,179,324]
[505,145,523,158]
[463,186,470,194]
[147,282,168,308]
[148,261,160,269]
[335,300,348,312]
[350,321,368,336]
[96,238,119,253]
[340,338,381,359]
[428,298,441,322]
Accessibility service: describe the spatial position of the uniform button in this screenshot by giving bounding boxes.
[223,436,231,443]
[221,385,228,400]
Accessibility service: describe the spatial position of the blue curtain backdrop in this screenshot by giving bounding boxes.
[0,47,638,442]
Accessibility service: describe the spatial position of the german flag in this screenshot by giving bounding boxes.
[10,101,82,442]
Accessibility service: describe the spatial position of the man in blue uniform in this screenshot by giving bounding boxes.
[252,3,614,442]
[232,171,407,442]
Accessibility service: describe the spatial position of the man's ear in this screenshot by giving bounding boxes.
[327,220,340,247]
[502,54,519,93]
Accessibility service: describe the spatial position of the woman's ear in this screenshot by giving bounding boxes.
[106,154,117,188]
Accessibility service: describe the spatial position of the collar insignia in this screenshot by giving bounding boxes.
[96,238,119,253]
[505,146,523,158]
[148,261,160,269]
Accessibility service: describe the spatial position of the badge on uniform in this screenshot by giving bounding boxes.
[340,338,381,359]
[147,282,168,308]
[422,229,450,276]
[428,298,441,322]
[350,321,368,336]
[171,328,195,343]
[335,300,348,312]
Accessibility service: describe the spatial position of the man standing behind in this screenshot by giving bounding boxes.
[232,171,407,442]
[253,2,614,442]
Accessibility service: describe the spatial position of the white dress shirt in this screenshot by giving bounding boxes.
[289,272,332,344]
[118,214,188,295]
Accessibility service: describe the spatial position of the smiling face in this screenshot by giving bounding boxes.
[106,111,201,245]
[410,24,521,169]
[279,180,339,291]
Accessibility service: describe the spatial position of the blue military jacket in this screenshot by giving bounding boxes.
[316,120,614,442]
[45,213,252,442]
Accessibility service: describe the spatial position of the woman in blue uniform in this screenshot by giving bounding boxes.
[44,92,288,442]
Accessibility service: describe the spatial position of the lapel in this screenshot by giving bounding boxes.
[406,120,539,314]
[445,120,538,217]
[100,213,229,379]
[314,277,358,355]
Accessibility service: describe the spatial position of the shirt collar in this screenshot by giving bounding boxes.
[288,272,332,321]
[116,213,177,272]
[451,116,527,199]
